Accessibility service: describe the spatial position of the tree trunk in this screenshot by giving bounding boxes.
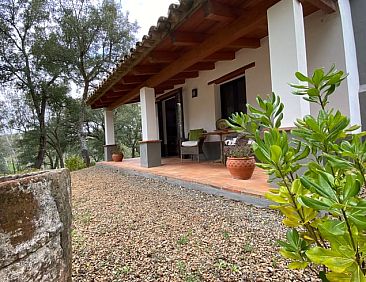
[131,146,135,158]
[57,150,65,168]
[34,115,47,169]
[78,84,91,166]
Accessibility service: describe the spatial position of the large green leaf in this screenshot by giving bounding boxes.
[326,272,351,282]
[317,220,354,253]
[343,175,361,201]
[270,145,282,163]
[351,266,366,282]
[346,209,366,229]
[298,196,331,210]
[306,247,355,273]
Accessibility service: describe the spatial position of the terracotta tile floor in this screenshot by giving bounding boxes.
[99,157,270,197]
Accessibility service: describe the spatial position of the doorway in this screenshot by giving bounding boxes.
[220,76,246,119]
[157,89,184,157]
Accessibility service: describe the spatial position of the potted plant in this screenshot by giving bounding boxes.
[224,135,255,180]
[111,145,124,162]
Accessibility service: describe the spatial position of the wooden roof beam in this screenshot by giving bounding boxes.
[203,51,236,61]
[171,32,204,46]
[111,84,137,92]
[163,79,186,85]
[184,62,216,72]
[121,75,149,84]
[229,37,260,48]
[148,51,180,63]
[109,5,268,109]
[300,0,337,13]
[204,0,238,22]
[171,71,199,80]
[132,64,164,75]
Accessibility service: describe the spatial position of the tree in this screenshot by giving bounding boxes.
[0,0,68,168]
[58,0,138,166]
[115,103,141,158]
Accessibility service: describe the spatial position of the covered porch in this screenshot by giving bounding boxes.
[86,0,360,171]
[98,157,270,198]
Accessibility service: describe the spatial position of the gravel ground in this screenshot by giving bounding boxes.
[71,167,319,282]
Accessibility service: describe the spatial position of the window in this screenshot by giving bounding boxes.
[220,76,246,119]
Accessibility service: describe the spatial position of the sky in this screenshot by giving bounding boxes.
[120,0,179,40]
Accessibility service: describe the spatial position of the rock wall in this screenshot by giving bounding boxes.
[0,169,72,281]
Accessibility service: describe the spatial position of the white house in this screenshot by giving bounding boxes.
[86,0,364,167]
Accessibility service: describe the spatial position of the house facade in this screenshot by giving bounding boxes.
[86,0,364,167]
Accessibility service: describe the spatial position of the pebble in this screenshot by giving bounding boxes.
[71,167,319,281]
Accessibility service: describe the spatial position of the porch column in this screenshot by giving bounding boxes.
[267,0,310,127]
[103,108,116,161]
[339,0,361,127]
[139,87,161,167]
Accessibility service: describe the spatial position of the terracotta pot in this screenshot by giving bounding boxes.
[226,156,255,180]
[112,153,123,162]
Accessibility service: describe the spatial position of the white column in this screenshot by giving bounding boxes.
[140,87,159,141]
[104,109,115,145]
[338,0,361,126]
[267,0,310,127]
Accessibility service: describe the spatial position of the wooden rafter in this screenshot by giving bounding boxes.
[171,71,199,80]
[229,37,260,48]
[148,51,180,63]
[184,62,216,72]
[122,75,149,84]
[171,32,204,46]
[108,5,268,109]
[203,51,236,61]
[204,0,238,22]
[132,65,164,75]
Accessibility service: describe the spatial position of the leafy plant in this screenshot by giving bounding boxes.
[65,155,87,171]
[234,66,366,281]
[177,234,189,245]
[112,144,124,155]
[224,134,253,158]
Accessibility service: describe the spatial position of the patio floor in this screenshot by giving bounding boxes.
[98,157,270,197]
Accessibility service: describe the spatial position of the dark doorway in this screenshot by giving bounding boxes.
[157,89,184,157]
[220,76,246,119]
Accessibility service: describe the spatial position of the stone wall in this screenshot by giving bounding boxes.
[0,169,72,281]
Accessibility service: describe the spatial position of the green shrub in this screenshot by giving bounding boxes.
[228,66,366,281]
[65,155,86,171]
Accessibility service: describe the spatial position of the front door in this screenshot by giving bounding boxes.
[157,89,184,157]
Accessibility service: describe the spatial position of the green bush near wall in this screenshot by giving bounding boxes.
[65,155,87,172]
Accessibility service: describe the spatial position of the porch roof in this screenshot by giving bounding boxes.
[86,0,336,110]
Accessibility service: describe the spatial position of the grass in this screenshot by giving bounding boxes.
[223,230,230,239]
[242,242,253,253]
[113,265,131,279]
[177,229,194,245]
[77,211,93,224]
[214,259,240,273]
[71,229,85,246]
[176,260,201,282]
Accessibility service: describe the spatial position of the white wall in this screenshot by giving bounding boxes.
[305,9,358,120]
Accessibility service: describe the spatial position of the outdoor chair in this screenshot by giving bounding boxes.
[180,128,206,162]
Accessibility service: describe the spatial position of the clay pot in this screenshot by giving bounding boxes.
[226,156,255,180]
[112,153,123,162]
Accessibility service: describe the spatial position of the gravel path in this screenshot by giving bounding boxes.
[71,167,318,282]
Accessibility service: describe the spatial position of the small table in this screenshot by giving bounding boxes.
[203,130,236,164]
